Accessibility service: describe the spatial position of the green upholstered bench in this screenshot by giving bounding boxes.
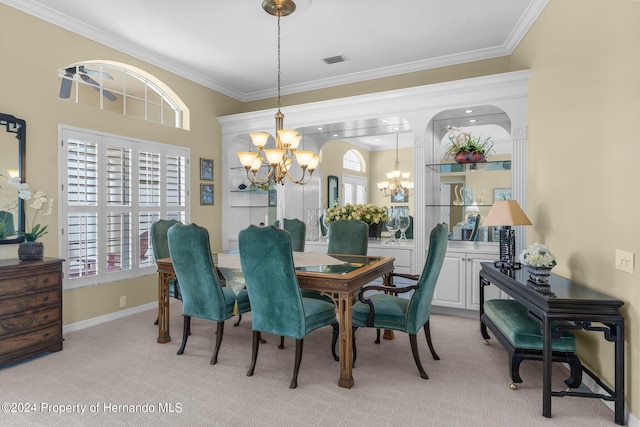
[482,299,582,390]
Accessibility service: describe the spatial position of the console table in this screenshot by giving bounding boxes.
[479,263,625,425]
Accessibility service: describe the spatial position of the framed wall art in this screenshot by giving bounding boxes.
[200,158,214,181]
[200,183,214,205]
[493,188,512,202]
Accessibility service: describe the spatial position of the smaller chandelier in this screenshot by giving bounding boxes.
[237,0,319,186]
[377,134,414,198]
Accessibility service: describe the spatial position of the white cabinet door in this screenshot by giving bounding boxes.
[432,251,466,309]
[467,253,501,310]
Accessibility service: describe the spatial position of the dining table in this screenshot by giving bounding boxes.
[156,251,395,388]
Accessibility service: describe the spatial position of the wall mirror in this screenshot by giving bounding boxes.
[0,113,26,244]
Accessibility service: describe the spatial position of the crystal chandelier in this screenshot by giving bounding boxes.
[377,134,414,197]
[237,0,319,186]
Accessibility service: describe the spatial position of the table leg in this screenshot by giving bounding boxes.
[337,291,354,388]
[157,272,171,343]
[383,273,395,340]
[614,321,625,425]
[542,315,552,418]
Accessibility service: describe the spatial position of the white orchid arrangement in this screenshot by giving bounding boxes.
[519,242,556,268]
[0,173,53,242]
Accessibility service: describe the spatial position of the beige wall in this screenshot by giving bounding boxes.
[0,4,243,323]
[511,0,640,417]
[1,0,638,417]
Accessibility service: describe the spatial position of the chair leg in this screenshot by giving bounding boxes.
[279,336,285,349]
[409,333,429,379]
[247,331,261,377]
[176,316,191,355]
[290,339,304,389]
[210,321,224,365]
[375,328,381,344]
[423,320,440,360]
[234,314,242,327]
[154,317,159,325]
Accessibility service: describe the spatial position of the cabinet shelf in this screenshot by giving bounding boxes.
[426,160,511,173]
[426,204,493,208]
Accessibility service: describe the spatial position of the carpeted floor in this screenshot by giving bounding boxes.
[0,302,616,426]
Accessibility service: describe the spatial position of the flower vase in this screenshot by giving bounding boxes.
[526,265,553,285]
[18,241,45,261]
[368,223,382,240]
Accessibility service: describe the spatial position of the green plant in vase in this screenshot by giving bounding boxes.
[443,126,494,163]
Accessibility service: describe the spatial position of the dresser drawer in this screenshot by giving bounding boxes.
[0,271,60,296]
[0,307,60,337]
[0,290,60,316]
[0,324,62,356]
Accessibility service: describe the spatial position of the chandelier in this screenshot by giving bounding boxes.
[377,134,414,197]
[237,0,319,186]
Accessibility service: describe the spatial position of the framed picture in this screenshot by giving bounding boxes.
[200,158,214,181]
[268,190,277,207]
[493,188,512,202]
[391,192,409,204]
[200,183,214,205]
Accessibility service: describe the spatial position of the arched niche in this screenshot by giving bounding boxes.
[218,70,530,270]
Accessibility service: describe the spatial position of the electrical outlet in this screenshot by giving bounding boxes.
[119,296,126,307]
[615,250,634,274]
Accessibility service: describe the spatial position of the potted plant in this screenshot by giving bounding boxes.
[519,242,557,285]
[443,126,495,163]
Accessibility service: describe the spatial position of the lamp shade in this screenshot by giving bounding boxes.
[482,200,532,227]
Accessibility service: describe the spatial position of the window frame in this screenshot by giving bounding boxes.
[58,125,190,289]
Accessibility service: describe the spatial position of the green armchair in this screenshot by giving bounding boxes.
[167,223,251,365]
[239,225,337,388]
[351,223,449,379]
[151,219,182,326]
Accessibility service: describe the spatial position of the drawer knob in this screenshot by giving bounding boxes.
[43,296,49,301]
[43,278,49,283]
[44,333,50,338]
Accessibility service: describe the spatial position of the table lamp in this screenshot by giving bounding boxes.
[482,200,532,269]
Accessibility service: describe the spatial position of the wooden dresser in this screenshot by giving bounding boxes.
[0,258,63,366]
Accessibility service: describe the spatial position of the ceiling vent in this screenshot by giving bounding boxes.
[323,55,347,65]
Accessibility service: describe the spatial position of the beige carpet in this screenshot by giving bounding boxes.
[0,301,615,426]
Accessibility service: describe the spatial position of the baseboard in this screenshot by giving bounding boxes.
[63,302,157,334]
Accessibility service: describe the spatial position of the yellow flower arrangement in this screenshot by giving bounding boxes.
[324,203,388,225]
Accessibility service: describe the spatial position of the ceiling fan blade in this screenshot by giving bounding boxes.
[79,65,114,80]
[102,89,117,102]
[59,74,73,99]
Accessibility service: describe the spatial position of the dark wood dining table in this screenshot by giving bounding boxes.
[156,252,394,388]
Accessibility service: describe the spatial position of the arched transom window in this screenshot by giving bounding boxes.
[58,61,189,130]
[342,149,364,172]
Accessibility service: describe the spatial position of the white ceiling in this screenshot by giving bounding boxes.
[6,0,547,103]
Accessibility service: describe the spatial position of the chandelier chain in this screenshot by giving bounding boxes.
[277,14,281,111]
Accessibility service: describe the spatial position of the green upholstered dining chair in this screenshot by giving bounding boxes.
[238,225,337,388]
[151,219,182,326]
[282,218,306,252]
[167,223,251,364]
[351,223,449,379]
[0,211,16,237]
[327,219,368,255]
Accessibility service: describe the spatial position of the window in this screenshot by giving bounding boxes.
[342,150,363,172]
[60,127,189,289]
[58,61,189,130]
[342,174,367,206]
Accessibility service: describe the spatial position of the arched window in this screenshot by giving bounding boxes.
[58,61,189,130]
[343,149,364,172]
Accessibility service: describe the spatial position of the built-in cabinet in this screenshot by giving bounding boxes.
[0,258,63,366]
[432,242,503,311]
[228,167,278,248]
